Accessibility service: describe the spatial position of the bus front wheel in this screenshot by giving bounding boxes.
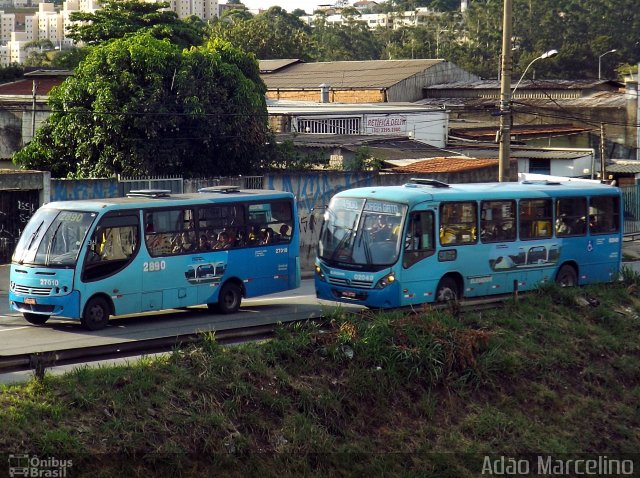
[23,313,49,326]
[556,265,578,287]
[216,282,242,314]
[436,277,459,303]
[82,297,110,331]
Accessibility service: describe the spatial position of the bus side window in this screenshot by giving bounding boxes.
[439,201,477,246]
[481,200,516,243]
[520,199,552,240]
[403,211,435,268]
[83,214,140,282]
[556,197,587,237]
[589,196,620,234]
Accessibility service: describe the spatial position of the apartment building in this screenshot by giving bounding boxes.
[301,7,441,29]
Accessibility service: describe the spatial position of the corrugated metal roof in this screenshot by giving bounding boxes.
[275,133,408,147]
[261,59,444,89]
[451,124,593,141]
[259,59,302,73]
[424,79,623,90]
[446,143,593,160]
[606,160,640,173]
[417,90,626,110]
[268,101,442,114]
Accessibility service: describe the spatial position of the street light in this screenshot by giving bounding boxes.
[598,49,617,80]
[498,47,558,182]
[512,49,559,96]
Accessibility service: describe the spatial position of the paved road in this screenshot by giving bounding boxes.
[0,279,362,356]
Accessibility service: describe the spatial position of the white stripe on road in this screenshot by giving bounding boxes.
[246,295,313,302]
[0,326,30,332]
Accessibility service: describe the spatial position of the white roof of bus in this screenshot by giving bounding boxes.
[334,180,620,205]
[44,190,294,212]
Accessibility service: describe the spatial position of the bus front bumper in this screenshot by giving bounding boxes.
[315,278,400,309]
[9,290,81,320]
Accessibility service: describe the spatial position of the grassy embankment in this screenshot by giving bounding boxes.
[1,272,640,477]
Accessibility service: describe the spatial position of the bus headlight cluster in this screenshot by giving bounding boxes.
[315,265,325,281]
[375,273,395,289]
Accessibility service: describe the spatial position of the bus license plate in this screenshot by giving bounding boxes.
[25,298,36,305]
[341,290,356,298]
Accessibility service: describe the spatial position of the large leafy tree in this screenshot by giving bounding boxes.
[13,34,272,178]
[67,0,206,49]
[208,6,314,60]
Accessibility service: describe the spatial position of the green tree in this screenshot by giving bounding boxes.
[208,6,313,60]
[13,34,272,178]
[67,0,206,49]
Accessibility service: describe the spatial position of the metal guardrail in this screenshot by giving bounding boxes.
[0,294,529,380]
[0,323,278,379]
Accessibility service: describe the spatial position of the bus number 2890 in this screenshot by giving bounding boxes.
[143,261,166,272]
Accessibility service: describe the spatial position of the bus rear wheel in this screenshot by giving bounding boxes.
[556,265,578,287]
[23,313,49,326]
[216,282,242,314]
[82,297,110,331]
[436,277,459,303]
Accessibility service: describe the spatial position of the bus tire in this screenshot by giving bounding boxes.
[216,282,242,314]
[23,313,49,326]
[436,277,459,303]
[82,296,110,331]
[556,264,577,287]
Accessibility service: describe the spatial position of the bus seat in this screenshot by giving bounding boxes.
[532,220,551,237]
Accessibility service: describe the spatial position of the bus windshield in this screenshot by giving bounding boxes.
[318,197,407,268]
[13,209,96,267]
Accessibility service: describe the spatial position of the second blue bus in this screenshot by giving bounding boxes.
[315,179,622,308]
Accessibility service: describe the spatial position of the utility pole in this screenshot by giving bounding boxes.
[498,0,513,182]
[31,80,37,140]
[600,123,607,183]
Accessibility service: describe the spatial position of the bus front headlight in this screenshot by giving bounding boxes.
[375,273,395,289]
[315,265,325,281]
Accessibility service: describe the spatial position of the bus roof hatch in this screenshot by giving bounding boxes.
[198,186,241,194]
[126,189,172,198]
[406,178,450,188]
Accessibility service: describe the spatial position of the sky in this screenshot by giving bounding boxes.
[234,1,321,14]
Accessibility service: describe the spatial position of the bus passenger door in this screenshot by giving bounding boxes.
[399,210,438,305]
[80,213,142,316]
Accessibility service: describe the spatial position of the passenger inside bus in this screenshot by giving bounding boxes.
[278,224,290,241]
[199,234,211,251]
[371,215,392,241]
[261,228,275,245]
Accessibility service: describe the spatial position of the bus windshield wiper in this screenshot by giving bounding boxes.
[18,220,44,264]
[44,221,63,266]
[330,217,358,261]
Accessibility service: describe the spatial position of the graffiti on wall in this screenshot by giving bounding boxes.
[51,180,119,202]
[267,172,377,270]
[0,190,40,263]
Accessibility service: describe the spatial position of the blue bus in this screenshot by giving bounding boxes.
[315,179,622,308]
[9,187,300,330]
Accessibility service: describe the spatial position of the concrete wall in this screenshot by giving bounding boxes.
[50,178,119,202]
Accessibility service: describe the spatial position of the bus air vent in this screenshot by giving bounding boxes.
[126,189,172,198]
[521,180,562,186]
[198,186,241,194]
[406,178,450,188]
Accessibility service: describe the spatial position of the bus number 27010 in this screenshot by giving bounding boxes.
[143,261,166,272]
